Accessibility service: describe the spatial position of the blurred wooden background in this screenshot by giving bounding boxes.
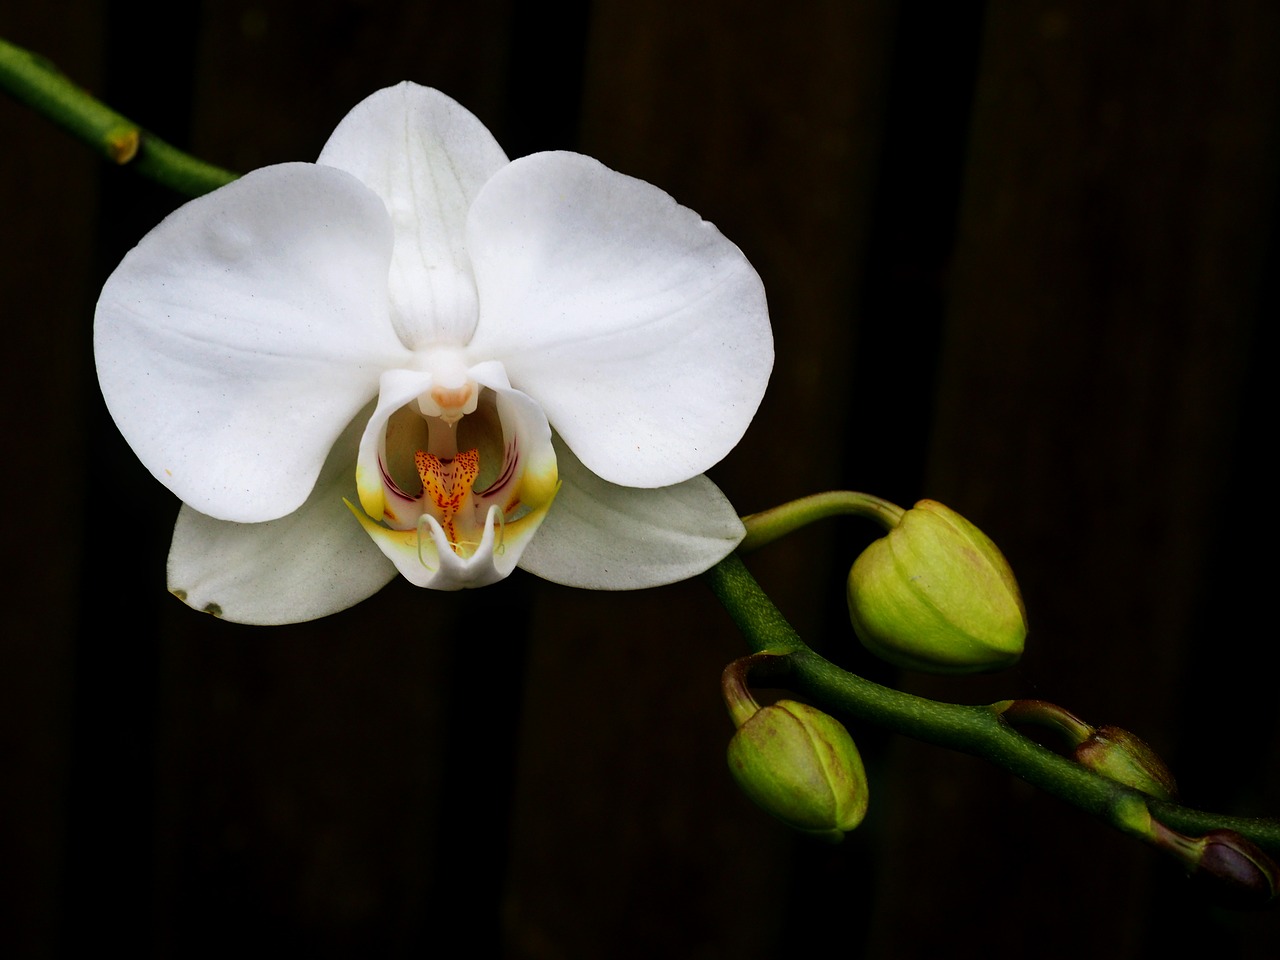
[4,1,1279,956]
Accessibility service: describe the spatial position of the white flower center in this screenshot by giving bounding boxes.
[372,366,546,559]
[352,358,559,585]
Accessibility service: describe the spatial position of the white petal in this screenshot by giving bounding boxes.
[167,408,397,625]
[516,437,745,589]
[95,163,411,523]
[318,82,510,349]
[465,151,773,488]
[474,378,560,518]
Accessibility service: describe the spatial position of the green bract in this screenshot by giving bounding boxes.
[847,499,1026,674]
[1074,725,1178,800]
[727,700,868,842]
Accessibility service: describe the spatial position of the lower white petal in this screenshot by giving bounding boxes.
[167,408,397,625]
[516,437,745,590]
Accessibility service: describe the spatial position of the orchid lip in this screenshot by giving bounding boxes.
[351,361,560,587]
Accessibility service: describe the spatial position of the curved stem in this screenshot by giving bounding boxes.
[0,36,236,197]
[721,652,790,728]
[705,551,1280,853]
[739,491,905,552]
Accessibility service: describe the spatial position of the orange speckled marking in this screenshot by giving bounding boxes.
[415,448,479,547]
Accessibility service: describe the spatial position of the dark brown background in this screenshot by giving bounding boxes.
[4,1,1279,956]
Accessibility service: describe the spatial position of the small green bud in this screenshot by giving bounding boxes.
[1147,819,1278,909]
[1172,829,1280,911]
[847,499,1026,674]
[1074,725,1178,800]
[726,700,868,842]
[1185,830,1278,909]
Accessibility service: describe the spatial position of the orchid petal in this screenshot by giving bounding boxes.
[464,151,773,488]
[318,83,508,350]
[95,163,411,523]
[355,368,437,523]
[167,408,397,625]
[474,379,560,519]
[516,437,745,589]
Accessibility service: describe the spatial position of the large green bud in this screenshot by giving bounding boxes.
[727,700,868,842]
[847,499,1026,674]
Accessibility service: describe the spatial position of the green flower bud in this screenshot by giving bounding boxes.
[1184,830,1277,909]
[1074,725,1178,800]
[1145,818,1277,909]
[846,499,1026,674]
[726,700,868,842]
[1152,829,1280,911]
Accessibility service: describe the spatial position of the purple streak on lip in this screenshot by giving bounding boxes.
[476,439,519,498]
[378,456,419,503]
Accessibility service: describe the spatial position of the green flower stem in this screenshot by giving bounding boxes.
[0,36,236,197]
[739,491,905,553]
[705,551,1280,853]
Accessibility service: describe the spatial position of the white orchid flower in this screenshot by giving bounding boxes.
[94,83,773,625]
